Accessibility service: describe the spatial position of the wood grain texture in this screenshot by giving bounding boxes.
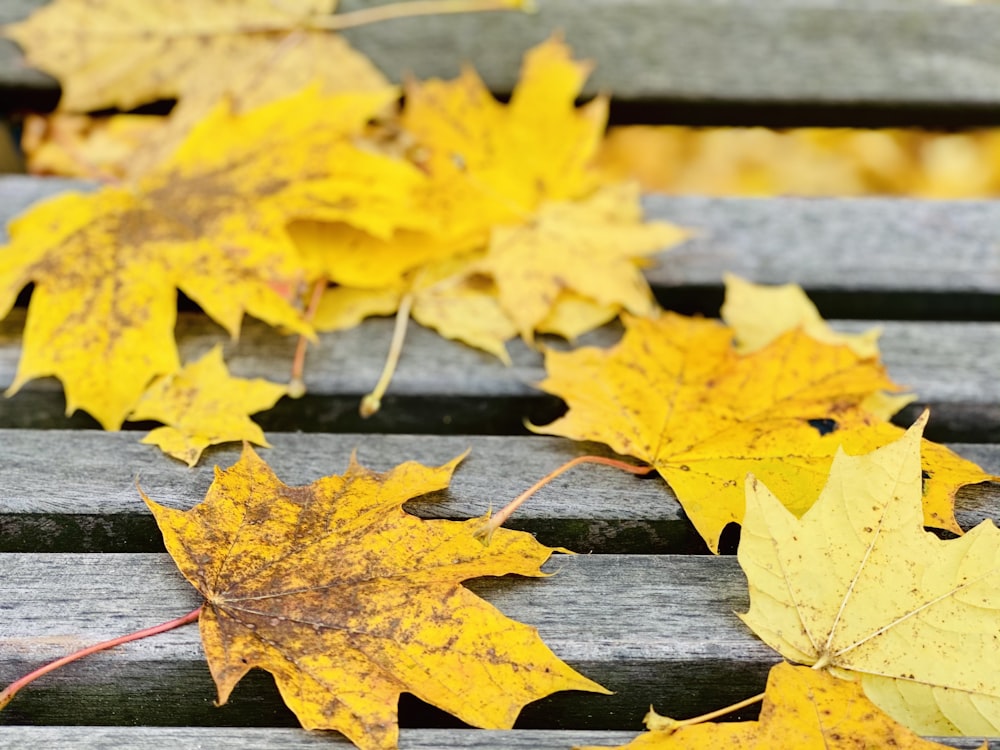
[0,307,997,440]
[0,727,993,750]
[0,553,778,727]
[0,430,997,556]
[5,0,1000,106]
[4,177,1000,296]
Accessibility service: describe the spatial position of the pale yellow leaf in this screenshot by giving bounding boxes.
[739,414,1000,735]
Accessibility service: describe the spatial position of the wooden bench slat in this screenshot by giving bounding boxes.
[4,177,1000,297]
[5,1,1000,107]
[0,552,786,727]
[0,727,993,750]
[0,431,997,555]
[1,310,997,440]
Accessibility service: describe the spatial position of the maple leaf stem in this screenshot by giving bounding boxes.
[474,455,653,544]
[664,691,766,730]
[289,277,328,399]
[360,292,414,418]
[0,605,202,712]
[307,0,534,31]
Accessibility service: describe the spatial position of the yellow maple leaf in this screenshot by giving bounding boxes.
[142,446,608,750]
[532,313,989,551]
[4,0,390,175]
[289,220,478,291]
[575,662,975,750]
[0,85,425,429]
[739,414,1000,735]
[484,183,688,341]
[128,345,286,466]
[402,34,608,241]
[314,255,518,364]
[720,273,915,420]
[721,273,880,357]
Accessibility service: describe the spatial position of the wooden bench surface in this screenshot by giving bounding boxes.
[3,3,1000,747]
[1,175,999,746]
[5,0,1000,117]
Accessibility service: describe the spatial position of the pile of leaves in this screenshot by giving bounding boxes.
[2,3,686,462]
[2,4,1000,750]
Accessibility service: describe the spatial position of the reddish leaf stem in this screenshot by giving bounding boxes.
[289,277,328,399]
[0,605,203,712]
[474,455,653,544]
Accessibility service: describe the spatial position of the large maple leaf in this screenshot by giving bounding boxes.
[533,313,992,552]
[142,447,606,750]
[738,414,1000,735]
[0,86,427,429]
[576,662,966,750]
[3,0,390,175]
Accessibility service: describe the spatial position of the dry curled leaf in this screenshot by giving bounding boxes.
[739,414,1000,735]
[533,312,988,551]
[576,662,974,750]
[142,446,608,750]
[0,86,424,429]
[129,345,287,466]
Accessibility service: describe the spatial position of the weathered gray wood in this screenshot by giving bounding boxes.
[0,308,996,439]
[0,728,635,750]
[4,177,1000,296]
[0,431,997,555]
[6,0,1000,107]
[0,553,776,727]
[0,727,993,750]
[3,553,1000,739]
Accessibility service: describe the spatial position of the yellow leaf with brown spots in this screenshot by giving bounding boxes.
[739,418,1000,735]
[129,345,286,466]
[4,0,390,176]
[576,662,973,750]
[0,85,425,429]
[142,447,607,750]
[532,313,990,551]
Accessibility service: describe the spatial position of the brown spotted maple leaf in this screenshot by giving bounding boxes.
[142,446,607,750]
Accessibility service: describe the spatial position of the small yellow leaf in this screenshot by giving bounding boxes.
[739,415,1000,735]
[485,183,688,341]
[130,345,286,466]
[721,273,880,357]
[410,265,516,364]
[576,662,973,749]
[536,291,620,341]
[143,447,608,750]
[721,273,916,419]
